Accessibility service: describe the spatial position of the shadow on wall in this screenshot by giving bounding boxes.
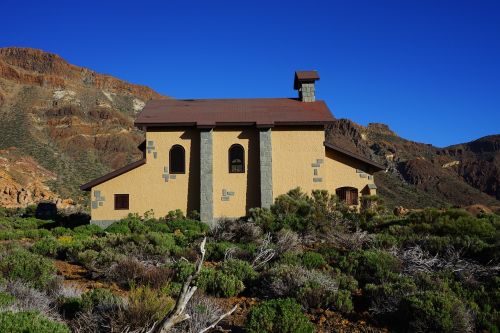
[181,130,200,214]
[238,130,260,214]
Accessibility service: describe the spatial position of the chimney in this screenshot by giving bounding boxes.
[294,70,320,102]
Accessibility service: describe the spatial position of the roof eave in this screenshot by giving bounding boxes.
[324,141,385,171]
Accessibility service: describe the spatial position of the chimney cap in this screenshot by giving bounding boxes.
[294,70,320,90]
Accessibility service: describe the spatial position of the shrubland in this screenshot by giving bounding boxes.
[0,189,498,332]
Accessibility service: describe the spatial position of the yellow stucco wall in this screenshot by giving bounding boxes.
[89,126,378,222]
[213,128,260,218]
[90,128,200,221]
[324,149,377,198]
[271,126,327,197]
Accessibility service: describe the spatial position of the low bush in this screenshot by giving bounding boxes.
[165,218,209,238]
[400,291,474,333]
[81,288,121,311]
[301,251,327,269]
[206,241,237,261]
[0,247,56,290]
[31,237,60,257]
[0,291,15,307]
[126,284,175,328]
[73,224,103,237]
[266,264,352,312]
[0,311,70,333]
[221,259,258,283]
[107,257,174,289]
[246,298,314,333]
[353,249,401,285]
[197,268,245,297]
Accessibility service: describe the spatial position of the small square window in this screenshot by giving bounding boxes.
[114,194,129,210]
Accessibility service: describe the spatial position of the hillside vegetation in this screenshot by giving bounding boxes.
[0,189,498,332]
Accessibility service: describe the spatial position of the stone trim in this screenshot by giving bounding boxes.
[147,140,157,159]
[91,190,105,209]
[259,128,273,208]
[90,220,116,229]
[200,129,214,224]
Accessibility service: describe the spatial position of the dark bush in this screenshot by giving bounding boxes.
[246,298,314,333]
[354,249,401,285]
[399,291,473,333]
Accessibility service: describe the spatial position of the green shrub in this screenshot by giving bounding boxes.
[246,298,314,333]
[144,220,170,233]
[266,264,351,312]
[364,276,418,317]
[0,311,70,333]
[81,288,121,310]
[400,291,472,333]
[277,251,302,266]
[106,220,131,234]
[354,249,401,284]
[0,291,15,307]
[73,224,103,236]
[76,248,121,270]
[207,241,237,261]
[165,218,209,238]
[31,237,60,257]
[145,232,179,255]
[0,248,56,289]
[172,260,195,283]
[51,227,73,237]
[197,268,245,297]
[249,207,276,231]
[126,284,175,327]
[301,251,327,269]
[222,259,258,282]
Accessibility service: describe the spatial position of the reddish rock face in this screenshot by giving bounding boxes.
[0,47,168,206]
[326,119,500,209]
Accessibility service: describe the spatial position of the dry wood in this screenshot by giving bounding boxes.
[152,237,206,333]
[197,304,238,333]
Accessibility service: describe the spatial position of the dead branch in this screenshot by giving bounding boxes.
[152,237,206,333]
[252,233,275,269]
[198,305,238,333]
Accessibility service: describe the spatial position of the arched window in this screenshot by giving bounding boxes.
[170,145,185,174]
[336,187,359,205]
[228,144,245,173]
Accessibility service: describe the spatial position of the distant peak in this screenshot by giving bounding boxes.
[367,123,398,137]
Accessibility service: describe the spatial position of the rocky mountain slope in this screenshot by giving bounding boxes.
[0,47,166,207]
[326,120,500,209]
[0,47,498,210]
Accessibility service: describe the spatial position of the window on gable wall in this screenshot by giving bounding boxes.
[114,194,129,210]
[170,145,185,174]
[229,144,245,173]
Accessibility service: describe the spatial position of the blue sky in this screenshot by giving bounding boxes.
[1,0,499,147]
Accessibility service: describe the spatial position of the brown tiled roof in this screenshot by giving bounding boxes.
[135,98,334,128]
[324,141,385,171]
[80,159,146,191]
[294,70,320,89]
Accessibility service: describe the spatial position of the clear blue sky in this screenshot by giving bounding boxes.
[1,0,499,147]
